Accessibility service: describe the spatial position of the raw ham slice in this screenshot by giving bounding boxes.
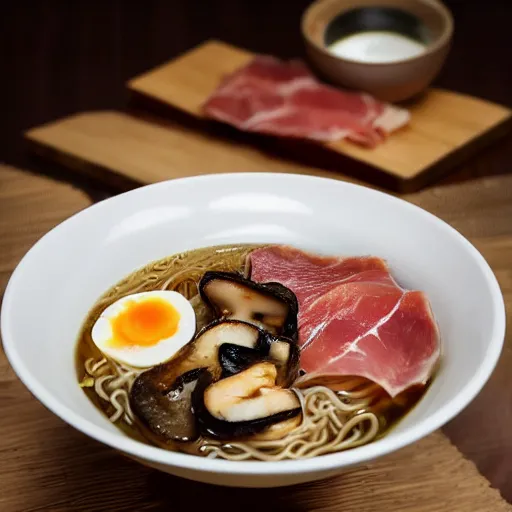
[202,55,410,148]
[299,283,440,397]
[249,246,440,397]
[249,245,391,309]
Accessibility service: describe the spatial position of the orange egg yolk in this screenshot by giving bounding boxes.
[109,297,180,348]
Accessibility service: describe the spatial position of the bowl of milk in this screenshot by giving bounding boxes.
[301,0,453,102]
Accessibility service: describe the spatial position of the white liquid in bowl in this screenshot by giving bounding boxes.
[328,31,427,63]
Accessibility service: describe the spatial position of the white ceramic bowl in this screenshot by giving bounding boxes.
[1,173,505,488]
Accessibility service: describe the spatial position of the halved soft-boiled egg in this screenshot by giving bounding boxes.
[91,290,196,368]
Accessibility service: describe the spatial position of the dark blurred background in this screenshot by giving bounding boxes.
[1,0,510,172]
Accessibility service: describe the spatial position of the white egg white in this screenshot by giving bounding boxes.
[91,290,196,368]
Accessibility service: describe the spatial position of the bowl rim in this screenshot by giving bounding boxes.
[1,172,505,476]
[301,0,454,67]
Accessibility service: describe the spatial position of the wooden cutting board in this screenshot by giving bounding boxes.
[25,110,365,191]
[126,39,512,191]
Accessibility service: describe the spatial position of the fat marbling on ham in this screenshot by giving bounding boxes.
[248,245,440,397]
[202,55,410,148]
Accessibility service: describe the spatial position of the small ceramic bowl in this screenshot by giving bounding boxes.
[301,0,454,102]
[1,173,505,488]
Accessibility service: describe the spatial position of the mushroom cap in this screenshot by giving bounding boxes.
[199,271,299,339]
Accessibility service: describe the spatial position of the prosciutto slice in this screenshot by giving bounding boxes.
[249,246,440,397]
[249,244,389,308]
[202,55,410,148]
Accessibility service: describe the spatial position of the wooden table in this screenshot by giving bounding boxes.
[1,167,511,512]
[1,1,511,510]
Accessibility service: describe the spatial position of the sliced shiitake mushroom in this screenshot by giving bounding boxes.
[136,319,263,390]
[131,367,206,443]
[266,336,300,388]
[192,362,302,440]
[199,271,299,339]
[130,320,265,443]
[218,343,265,379]
[249,415,302,442]
[219,335,300,388]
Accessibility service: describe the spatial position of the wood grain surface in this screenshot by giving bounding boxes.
[25,111,343,191]
[23,105,512,195]
[127,39,512,190]
[1,163,511,512]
